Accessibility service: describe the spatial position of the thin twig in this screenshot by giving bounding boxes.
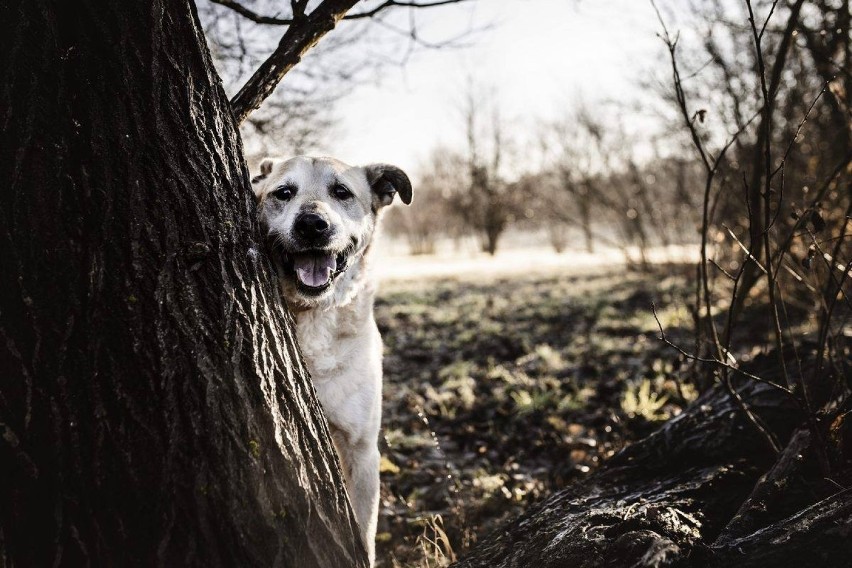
[746,0,809,411]
[724,224,768,274]
[651,304,796,399]
[210,0,467,25]
[652,304,787,454]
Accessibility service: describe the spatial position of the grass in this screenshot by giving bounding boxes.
[373,264,700,566]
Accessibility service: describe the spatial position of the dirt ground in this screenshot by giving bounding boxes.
[373,263,701,567]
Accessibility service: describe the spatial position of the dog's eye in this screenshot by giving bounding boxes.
[331,183,353,200]
[271,184,296,201]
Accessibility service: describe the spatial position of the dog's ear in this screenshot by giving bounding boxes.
[364,164,413,208]
[259,158,276,176]
[251,158,277,185]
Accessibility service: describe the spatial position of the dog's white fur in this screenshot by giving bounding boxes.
[252,156,412,565]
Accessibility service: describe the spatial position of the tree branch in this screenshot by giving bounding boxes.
[344,0,467,20]
[229,0,360,125]
[210,0,467,26]
[223,0,472,124]
[209,0,293,25]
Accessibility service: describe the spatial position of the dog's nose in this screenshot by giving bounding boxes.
[294,212,330,240]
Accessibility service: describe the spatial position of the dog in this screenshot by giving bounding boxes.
[252,156,412,565]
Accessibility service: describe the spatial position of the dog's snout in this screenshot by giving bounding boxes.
[294,212,330,240]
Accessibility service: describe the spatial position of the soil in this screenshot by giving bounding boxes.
[373,264,700,567]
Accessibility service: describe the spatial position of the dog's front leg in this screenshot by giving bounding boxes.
[344,442,380,566]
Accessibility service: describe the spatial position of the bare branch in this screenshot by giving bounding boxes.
[651,303,790,453]
[651,305,796,397]
[210,0,468,26]
[222,0,473,124]
[344,0,468,20]
[209,0,293,25]
[723,224,768,275]
[229,0,360,125]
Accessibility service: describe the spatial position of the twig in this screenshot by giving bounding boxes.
[724,224,767,274]
[758,0,781,41]
[651,303,786,454]
[709,258,735,281]
[210,0,467,25]
[651,304,796,398]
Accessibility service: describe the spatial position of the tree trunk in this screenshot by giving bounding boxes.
[579,199,594,254]
[452,353,852,568]
[0,1,365,566]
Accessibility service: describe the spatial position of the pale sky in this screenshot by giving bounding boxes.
[328,0,671,174]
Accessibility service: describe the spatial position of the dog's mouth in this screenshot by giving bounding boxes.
[278,243,355,295]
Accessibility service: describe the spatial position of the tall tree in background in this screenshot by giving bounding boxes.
[459,86,520,255]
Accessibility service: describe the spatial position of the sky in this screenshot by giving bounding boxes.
[328,0,673,174]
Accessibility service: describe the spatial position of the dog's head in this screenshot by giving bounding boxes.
[252,156,412,309]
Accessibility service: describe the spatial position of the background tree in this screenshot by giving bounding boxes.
[383,146,467,255]
[458,86,522,255]
[525,106,703,261]
[448,1,852,564]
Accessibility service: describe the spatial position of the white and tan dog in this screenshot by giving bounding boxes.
[252,156,412,565]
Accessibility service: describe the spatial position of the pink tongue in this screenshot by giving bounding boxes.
[294,253,336,288]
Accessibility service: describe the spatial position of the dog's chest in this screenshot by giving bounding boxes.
[295,307,362,378]
[294,301,382,441]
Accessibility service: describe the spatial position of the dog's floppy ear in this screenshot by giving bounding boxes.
[259,158,276,176]
[251,157,277,185]
[365,164,413,208]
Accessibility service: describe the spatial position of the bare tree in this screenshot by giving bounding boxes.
[452,84,522,255]
[449,2,852,565]
[532,105,703,261]
[535,113,600,253]
[384,146,467,255]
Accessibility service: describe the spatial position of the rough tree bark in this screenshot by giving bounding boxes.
[452,353,852,568]
[0,1,365,566]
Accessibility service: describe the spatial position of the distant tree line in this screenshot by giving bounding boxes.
[385,0,849,269]
[383,95,707,264]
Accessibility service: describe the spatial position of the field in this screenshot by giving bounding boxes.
[372,259,701,567]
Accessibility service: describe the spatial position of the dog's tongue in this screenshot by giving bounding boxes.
[294,253,336,288]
